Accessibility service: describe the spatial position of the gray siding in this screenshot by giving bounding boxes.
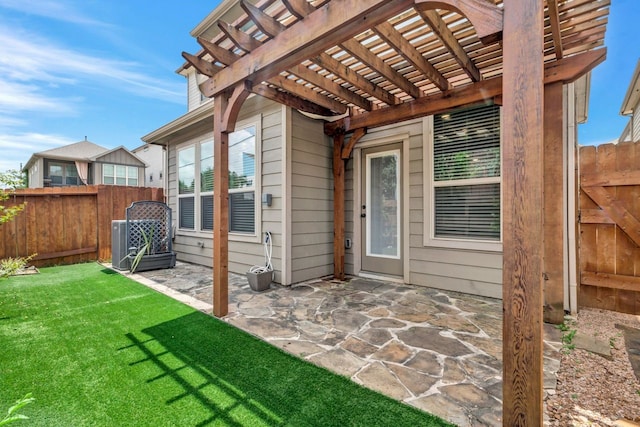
[168,96,285,282]
[345,118,503,299]
[187,71,200,112]
[633,100,640,141]
[97,149,145,166]
[28,158,43,188]
[289,111,334,284]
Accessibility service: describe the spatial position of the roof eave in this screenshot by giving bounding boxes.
[142,100,214,144]
[620,59,640,116]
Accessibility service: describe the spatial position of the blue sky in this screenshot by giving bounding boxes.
[0,0,638,173]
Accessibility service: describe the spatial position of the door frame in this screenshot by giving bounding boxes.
[353,132,410,283]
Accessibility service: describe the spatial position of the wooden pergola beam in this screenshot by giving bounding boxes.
[418,9,482,82]
[340,38,423,99]
[269,75,348,114]
[191,38,340,115]
[281,0,399,106]
[218,20,262,53]
[251,85,335,116]
[200,36,366,112]
[413,0,503,44]
[202,0,415,97]
[325,48,606,134]
[312,53,400,106]
[181,52,222,77]
[502,0,544,423]
[197,36,238,65]
[237,1,373,111]
[373,21,451,91]
[548,0,564,59]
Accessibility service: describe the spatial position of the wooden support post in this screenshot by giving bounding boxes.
[333,133,346,281]
[213,96,230,318]
[502,0,544,424]
[213,83,250,318]
[543,82,565,324]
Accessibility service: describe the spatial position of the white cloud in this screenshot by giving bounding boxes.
[0,80,78,114]
[0,25,183,113]
[0,132,79,172]
[0,0,112,28]
[0,132,77,151]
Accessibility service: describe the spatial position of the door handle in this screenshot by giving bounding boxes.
[360,213,366,218]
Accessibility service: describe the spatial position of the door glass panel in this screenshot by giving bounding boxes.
[367,150,400,258]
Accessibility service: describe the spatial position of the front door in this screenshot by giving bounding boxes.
[361,144,402,277]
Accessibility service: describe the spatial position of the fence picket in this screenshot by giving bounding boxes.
[0,185,164,267]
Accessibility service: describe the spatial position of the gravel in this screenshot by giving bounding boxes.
[545,308,640,426]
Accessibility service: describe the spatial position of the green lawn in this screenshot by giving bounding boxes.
[0,263,451,426]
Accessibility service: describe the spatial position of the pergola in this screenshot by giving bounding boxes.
[182,0,609,423]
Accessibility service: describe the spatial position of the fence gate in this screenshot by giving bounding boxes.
[579,142,640,314]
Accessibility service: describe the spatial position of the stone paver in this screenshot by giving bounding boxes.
[119,261,563,426]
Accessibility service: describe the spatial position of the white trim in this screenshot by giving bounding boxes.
[174,114,263,243]
[281,105,293,286]
[365,149,401,260]
[422,112,504,253]
[566,82,579,314]
[353,149,362,275]
[102,163,140,186]
[353,132,410,281]
[402,139,410,284]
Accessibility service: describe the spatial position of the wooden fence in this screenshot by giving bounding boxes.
[579,141,640,314]
[0,185,164,267]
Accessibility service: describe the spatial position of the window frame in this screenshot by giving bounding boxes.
[175,115,262,243]
[102,164,139,186]
[422,107,503,252]
[46,160,80,187]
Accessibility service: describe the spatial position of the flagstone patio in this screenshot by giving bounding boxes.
[123,261,563,427]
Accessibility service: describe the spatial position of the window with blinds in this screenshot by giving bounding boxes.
[178,146,196,230]
[432,104,501,242]
[177,122,258,235]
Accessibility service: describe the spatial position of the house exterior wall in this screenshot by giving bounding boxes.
[133,144,165,188]
[345,117,503,299]
[97,149,145,166]
[167,96,285,282]
[27,158,43,188]
[186,71,209,112]
[94,149,146,186]
[633,100,640,141]
[289,110,334,284]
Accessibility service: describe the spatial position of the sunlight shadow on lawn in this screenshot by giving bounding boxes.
[120,311,446,427]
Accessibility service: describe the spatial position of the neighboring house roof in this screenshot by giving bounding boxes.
[23,140,107,171]
[23,140,146,171]
[39,140,107,160]
[620,59,640,116]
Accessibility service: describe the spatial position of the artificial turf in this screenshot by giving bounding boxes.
[0,263,452,426]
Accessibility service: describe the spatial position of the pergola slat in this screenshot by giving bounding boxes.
[203,0,415,97]
[419,9,482,82]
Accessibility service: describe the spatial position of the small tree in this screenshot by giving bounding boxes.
[0,169,27,225]
[0,169,33,278]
